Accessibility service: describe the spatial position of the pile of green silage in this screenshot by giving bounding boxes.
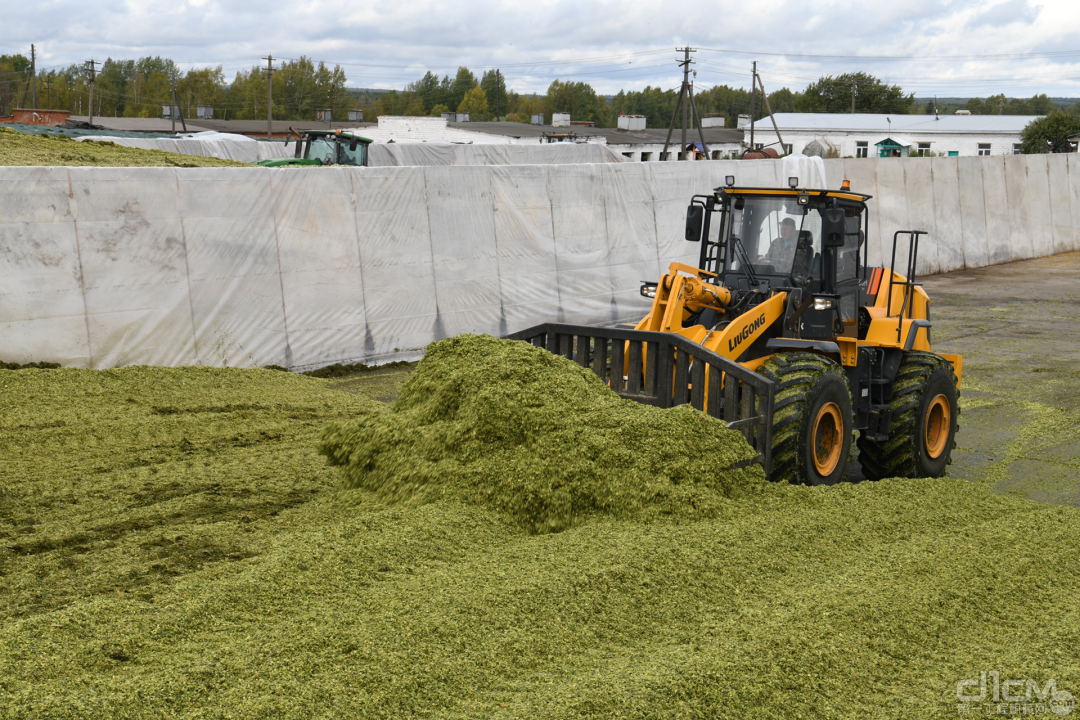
[2,348,1079,719]
[319,334,763,533]
[0,126,247,167]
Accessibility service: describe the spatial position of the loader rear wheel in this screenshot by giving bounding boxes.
[758,352,853,486]
[857,352,960,480]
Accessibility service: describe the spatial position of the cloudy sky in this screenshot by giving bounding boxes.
[6,0,1080,97]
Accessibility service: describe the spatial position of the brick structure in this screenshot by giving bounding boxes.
[0,109,72,126]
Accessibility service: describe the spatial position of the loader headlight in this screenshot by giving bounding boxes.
[640,282,657,299]
[797,191,810,206]
[813,298,834,310]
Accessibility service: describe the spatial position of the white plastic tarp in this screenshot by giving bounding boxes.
[781,154,827,190]
[367,141,625,167]
[75,135,291,164]
[3,155,1078,370]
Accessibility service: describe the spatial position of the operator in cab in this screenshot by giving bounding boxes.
[758,217,798,266]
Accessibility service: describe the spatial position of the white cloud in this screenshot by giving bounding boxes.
[5,0,1080,96]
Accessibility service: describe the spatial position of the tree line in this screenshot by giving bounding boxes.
[0,54,349,122]
[3,52,1079,145]
[360,70,921,128]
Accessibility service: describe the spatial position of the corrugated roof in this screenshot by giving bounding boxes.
[765,113,1041,133]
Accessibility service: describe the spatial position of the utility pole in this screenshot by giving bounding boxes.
[851,78,857,114]
[754,71,786,154]
[170,76,187,133]
[86,59,97,126]
[495,69,501,122]
[263,55,274,140]
[749,60,757,150]
[662,47,709,159]
[682,48,690,153]
[30,44,37,109]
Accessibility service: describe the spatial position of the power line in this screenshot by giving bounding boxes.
[699,47,1080,62]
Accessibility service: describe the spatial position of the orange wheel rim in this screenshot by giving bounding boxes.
[812,402,843,476]
[925,394,951,459]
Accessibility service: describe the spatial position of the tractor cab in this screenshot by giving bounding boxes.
[684,179,870,337]
[257,129,372,168]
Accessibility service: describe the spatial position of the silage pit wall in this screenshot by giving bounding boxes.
[2,155,1078,369]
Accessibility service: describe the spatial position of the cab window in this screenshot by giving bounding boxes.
[337,139,366,166]
[308,138,336,164]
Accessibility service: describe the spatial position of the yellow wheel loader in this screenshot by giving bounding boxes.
[509,177,961,485]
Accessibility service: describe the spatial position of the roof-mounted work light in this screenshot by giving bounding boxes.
[788,176,799,188]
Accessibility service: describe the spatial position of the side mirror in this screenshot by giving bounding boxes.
[822,207,846,247]
[350,140,358,151]
[685,204,704,242]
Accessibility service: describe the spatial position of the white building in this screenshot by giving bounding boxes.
[743,113,1042,158]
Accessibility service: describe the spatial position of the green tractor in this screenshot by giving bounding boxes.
[257,129,373,168]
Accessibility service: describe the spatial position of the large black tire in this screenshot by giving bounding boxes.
[857,352,960,480]
[758,352,853,486]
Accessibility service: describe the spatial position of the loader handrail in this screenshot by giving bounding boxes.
[505,323,775,481]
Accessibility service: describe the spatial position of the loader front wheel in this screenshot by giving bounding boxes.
[857,352,959,480]
[758,352,853,486]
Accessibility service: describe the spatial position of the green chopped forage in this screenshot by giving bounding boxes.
[1,344,1078,719]
[319,335,764,533]
[0,126,249,167]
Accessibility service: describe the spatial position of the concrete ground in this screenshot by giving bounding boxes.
[871,251,1080,505]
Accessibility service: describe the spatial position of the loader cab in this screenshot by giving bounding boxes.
[687,184,870,322]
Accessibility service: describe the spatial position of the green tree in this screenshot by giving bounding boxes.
[545,79,610,126]
[429,103,449,117]
[764,87,797,113]
[1020,112,1080,153]
[409,71,443,113]
[225,66,268,120]
[124,70,172,118]
[313,61,349,121]
[1026,94,1055,115]
[610,86,678,129]
[404,97,426,116]
[965,97,988,114]
[450,67,478,112]
[274,56,317,119]
[798,73,914,114]
[696,84,756,128]
[457,85,489,120]
[178,66,226,118]
[480,69,508,120]
[98,58,135,115]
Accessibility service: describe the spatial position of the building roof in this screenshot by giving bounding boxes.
[56,115,746,146]
[763,113,1041,134]
[68,117,213,133]
[68,116,364,135]
[448,121,744,146]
